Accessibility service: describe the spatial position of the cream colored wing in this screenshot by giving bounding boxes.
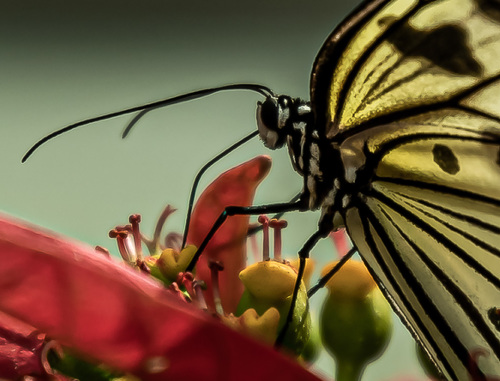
[344,133,500,380]
[311,0,500,138]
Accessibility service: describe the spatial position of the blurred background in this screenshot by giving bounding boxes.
[1,1,428,379]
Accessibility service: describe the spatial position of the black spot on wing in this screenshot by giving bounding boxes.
[386,21,483,77]
[432,144,460,174]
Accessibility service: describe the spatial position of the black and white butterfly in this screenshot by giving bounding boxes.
[24,0,500,379]
[266,0,500,378]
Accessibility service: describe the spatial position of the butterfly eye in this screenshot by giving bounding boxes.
[256,96,287,149]
[258,97,279,130]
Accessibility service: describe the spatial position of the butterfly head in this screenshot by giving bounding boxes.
[256,95,299,150]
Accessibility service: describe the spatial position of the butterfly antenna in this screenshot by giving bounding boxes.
[181,130,259,249]
[21,83,274,162]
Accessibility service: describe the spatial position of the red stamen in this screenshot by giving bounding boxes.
[248,228,260,263]
[193,280,208,311]
[258,215,270,261]
[208,260,225,315]
[330,229,350,258]
[129,214,144,261]
[269,218,287,261]
[109,228,131,263]
[40,340,63,376]
[137,259,151,274]
[94,245,110,258]
[179,272,195,299]
[153,205,177,249]
[168,282,188,302]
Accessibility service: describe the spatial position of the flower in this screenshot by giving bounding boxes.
[186,155,272,314]
[0,310,65,380]
[320,230,393,381]
[0,213,321,381]
[0,156,321,381]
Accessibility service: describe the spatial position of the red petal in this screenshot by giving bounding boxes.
[0,213,321,381]
[187,155,272,313]
[0,311,46,378]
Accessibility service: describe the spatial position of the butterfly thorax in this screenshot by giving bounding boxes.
[256,95,345,215]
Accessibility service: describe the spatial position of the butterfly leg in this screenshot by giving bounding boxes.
[307,246,357,297]
[185,197,307,272]
[274,218,334,347]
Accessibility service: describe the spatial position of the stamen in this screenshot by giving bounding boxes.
[209,260,225,316]
[94,245,110,258]
[40,340,63,376]
[137,259,151,274]
[165,232,183,252]
[330,229,350,258]
[129,214,144,261]
[192,280,208,311]
[269,219,287,261]
[258,215,270,261]
[142,205,178,253]
[178,272,195,300]
[168,282,187,302]
[109,228,132,263]
[248,227,260,263]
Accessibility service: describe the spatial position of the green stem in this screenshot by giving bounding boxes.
[335,360,364,381]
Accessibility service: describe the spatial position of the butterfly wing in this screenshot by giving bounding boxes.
[310,0,500,378]
[312,0,500,137]
[345,134,500,380]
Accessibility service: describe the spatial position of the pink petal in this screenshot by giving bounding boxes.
[187,155,272,313]
[0,213,321,381]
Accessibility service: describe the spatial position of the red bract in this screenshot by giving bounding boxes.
[186,155,272,313]
[0,213,321,381]
[0,311,46,379]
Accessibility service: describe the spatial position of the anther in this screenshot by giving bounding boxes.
[108,228,128,239]
[109,228,132,262]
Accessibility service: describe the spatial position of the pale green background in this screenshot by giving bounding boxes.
[1,1,428,380]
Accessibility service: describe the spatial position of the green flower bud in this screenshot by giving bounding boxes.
[320,260,393,381]
[300,319,321,363]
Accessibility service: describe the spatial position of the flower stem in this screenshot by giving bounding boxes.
[335,361,364,381]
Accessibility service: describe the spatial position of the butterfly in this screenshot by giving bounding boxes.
[23,0,500,379]
[299,0,500,378]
